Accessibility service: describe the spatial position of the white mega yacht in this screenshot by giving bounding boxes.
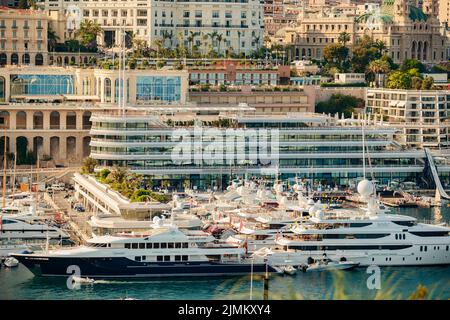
[265,180,450,267]
[12,218,277,278]
[0,216,71,257]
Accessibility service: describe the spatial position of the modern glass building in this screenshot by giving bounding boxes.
[136,76,181,102]
[89,111,450,190]
[10,74,75,96]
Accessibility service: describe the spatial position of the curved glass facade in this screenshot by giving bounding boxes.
[10,74,75,96]
[136,76,181,102]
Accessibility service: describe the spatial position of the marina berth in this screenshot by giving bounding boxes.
[12,219,277,278]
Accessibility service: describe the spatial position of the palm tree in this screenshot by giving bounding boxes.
[216,33,224,56]
[153,38,164,58]
[47,27,59,52]
[237,31,242,56]
[253,35,261,51]
[109,166,128,184]
[338,32,351,47]
[367,59,391,87]
[161,30,170,46]
[75,20,102,49]
[133,38,147,58]
[201,33,209,58]
[167,31,174,47]
[374,39,387,56]
[176,32,186,58]
[187,31,199,56]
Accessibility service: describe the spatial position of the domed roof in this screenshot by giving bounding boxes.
[409,6,428,22]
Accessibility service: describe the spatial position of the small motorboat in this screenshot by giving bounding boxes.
[283,265,297,275]
[306,260,359,272]
[72,276,95,284]
[3,257,19,268]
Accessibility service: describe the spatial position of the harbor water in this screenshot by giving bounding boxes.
[1,207,449,300]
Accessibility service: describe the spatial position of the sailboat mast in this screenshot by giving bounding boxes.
[12,151,16,196]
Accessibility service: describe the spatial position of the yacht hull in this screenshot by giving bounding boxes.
[12,254,276,278]
[266,247,450,267]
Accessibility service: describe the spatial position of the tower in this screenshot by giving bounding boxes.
[422,0,439,17]
[393,0,409,16]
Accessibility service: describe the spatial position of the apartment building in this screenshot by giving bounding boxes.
[0,7,48,66]
[35,0,265,54]
[366,88,450,149]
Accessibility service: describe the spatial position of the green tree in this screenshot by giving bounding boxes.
[47,27,59,52]
[18,0,29,9]
[81,157,98,174]
[386,71,413,89]
[400,59,426,73]
[216,33,224,55]
[75,20,102,49]
[421,76,434,90]
[350,35,383,73]
[316,94,364,118]
[338,32,351,47]
[108,166,128,184]
[367,59,391,87]
[323,43,349,70]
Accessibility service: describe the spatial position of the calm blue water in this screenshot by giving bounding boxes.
[0,207,449,300]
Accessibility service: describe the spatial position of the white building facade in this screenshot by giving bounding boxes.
[35,0,264,54]
[366,88,450,149]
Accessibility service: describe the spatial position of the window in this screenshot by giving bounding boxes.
[168,243,174,249]
[139,243,145,249]
[146,243,152,249]
[136,76,181,102]
[142,256,146,261]
[175,255,181,261]
[157,256,163,262]
[131,243,138,249]
[175,243,181,249]
[420,246,423,252]
[125,243,131,249]
[182,243,188,248]
[135,256,141,262]
[154,243,160,249]
[164,256,170,262]
[161,243,167,249]
[182,255,188,261]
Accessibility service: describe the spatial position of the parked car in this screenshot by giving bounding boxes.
[73,204,85,212]
[51,184,65,191]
